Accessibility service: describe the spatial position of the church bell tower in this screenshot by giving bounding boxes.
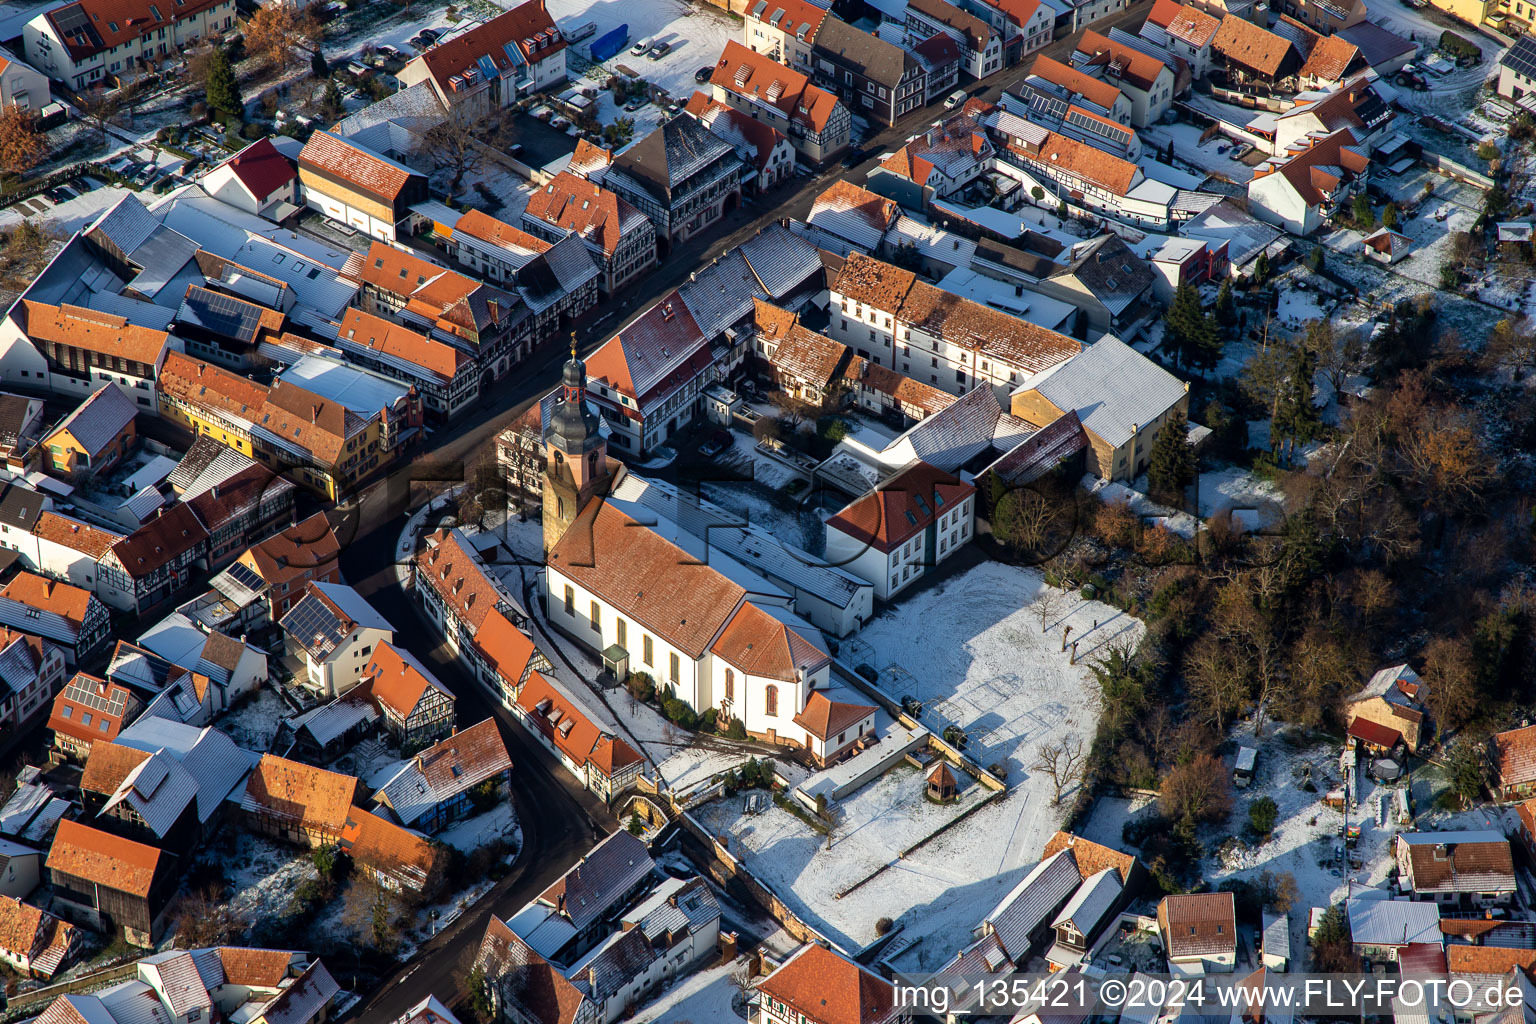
[542,335,611,553]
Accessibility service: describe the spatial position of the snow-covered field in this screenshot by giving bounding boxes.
[223,834,318,934]
[855,562,1132,785]
[221,688,289,752]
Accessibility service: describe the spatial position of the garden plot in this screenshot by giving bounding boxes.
[632,959,746,1023]
[544,0,740,101]
[694,762,1011,957]
[222,833,322,935]
[220,688,290,752]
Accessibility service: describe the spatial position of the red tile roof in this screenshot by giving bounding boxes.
[792,691,876,742]
[1161,892,1236,958]
[339,308,469,384]
[475,609,537,688]
[364,642,449,722]
[684,92,792,173]
[711,41,842,134]
[241,512,341,591]
[45,0,226,60]
[1041,831,1139,882]
[340,806,446,890]
[826,460,975,555]
[546,501,744,659]
[746,0,828,39]
[978,0,1043,29]
[108,502,209,579]
[1213,15,1296,77]
[415,0,565,96]
[758,943,896,1024]
[907,0,992,51]
[20,301,169,365]
[589,735,642,777]
[242,754,359,835]
[48,819,165,898]
[1147,0,1221,46]
[1347,717,1402,748]
[79,741,151,797]
[516,672,601,770]
[1028,55,1123,112]
[4,573,95,630]
[711,602,828,683]
[158,352,270,426]
[1297,30,1359,81]
[1076,30,1171,91]
[222,138,297,202]
[299,131,420,202]
[1447,946,1536,976]
[1014,129,1140,196]
[48,673,137,745]
[34,512,119,560]
[474,916,588,1024]
[1496,724,1536,790]
[1267,128,1367,206]
[418,528,503,632]
[524,171,647,259]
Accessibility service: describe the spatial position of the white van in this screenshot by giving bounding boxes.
[630,37,651,55]
[944,89,968,110]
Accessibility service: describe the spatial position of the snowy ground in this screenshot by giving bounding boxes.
[632,958,747,1023]
[545,0,740,103]
[688,561,1144,961]
[854,562,1133,785]
[220,688,289,752]
[1141,123,1257,184]
[223,833,318,935]
[694,762,1011,959]
[438,801,524,853]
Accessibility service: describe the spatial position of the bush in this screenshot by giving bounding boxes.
[663,698,697,730]
[740,758,766,789]
[626,672,655,702]
[988,761,1009,781]
[1439,30,1480,61]
[942,725,968,749]
[1249,796,1279,836]
[725,716,747,740]
[699,707,718,732]
[875,916,894,936]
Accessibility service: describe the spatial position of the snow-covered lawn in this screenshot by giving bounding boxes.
[438,801,524,853]
[856,562,1134,783]
[632,958,747,1023]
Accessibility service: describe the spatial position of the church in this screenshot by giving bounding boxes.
[537,344,876,762]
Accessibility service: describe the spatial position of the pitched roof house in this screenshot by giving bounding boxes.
[0,895,79,978]
[1158,892,1237,972]
[513,672,643,799]
[603,115,745,243]
[521,171,658,296]
[708,41,850,165]
[47,819,177,947]
[758,942,896,1024]
[372,718,513,832]
[41,385,137,478]
[396,0,567,115]
[297,131,429,244]
[48,672,143,759]
[1211,15,1300,85]
[1395,832,1516,905]
[1495,724,1536,799]
[1345,663,1427,754]
[1247,127,1369,236]
[239,754,360,847]
[362,642,456,747]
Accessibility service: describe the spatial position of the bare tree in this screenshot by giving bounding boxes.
[172,887,250,947]
[77,87,123,147]
[1032,737,1087,804]
[0,105,46,176]
[416,108,507,193]
[341,880,401,955]
[1159,752,1232,824]
[1034,587,1063,632]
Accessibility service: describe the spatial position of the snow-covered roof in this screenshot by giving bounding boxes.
[609,474,872,612]
[1051,867,1121,933]
[116,719,258,822]
[1015,336,1186,449]
[100,751,198,839]
[986,850,1082,961]
[1263,911,1290,961]
[288,696,379,748]
[1348,898,1440,946]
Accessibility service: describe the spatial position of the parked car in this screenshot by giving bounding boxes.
[698,438,727,458]
[631,38,651,55]
[649,41,672,60]
[418,27,439,42]
[624,98,645,111]
[550,116,570,129]
[842,145,868,166]
[944,89,968,110]
[695,65,713,83]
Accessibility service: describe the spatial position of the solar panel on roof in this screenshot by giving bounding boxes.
[281,594,347,657]
[1504,37,1536,80]
[224,561,265,593]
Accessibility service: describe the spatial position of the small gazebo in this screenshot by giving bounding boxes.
[927,762,958,803]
